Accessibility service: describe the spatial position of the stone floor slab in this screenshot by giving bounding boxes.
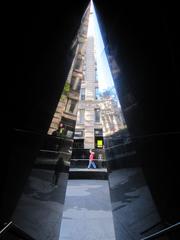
[59,180,116,240]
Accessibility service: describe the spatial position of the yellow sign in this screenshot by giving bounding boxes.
[97,140,103,148]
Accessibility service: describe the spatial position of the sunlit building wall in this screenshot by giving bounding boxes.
[48,6,90,135]
[100,97,126,137]
[75,37,103,149]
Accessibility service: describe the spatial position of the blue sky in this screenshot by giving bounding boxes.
[87,1,115,92]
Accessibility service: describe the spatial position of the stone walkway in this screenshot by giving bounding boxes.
[59,180,116,240]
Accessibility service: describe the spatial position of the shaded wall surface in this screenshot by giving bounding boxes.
[94,1,180,225]
[12,169,68,240]
[1,0,179,237]
[1,1,89,224]
[108,168,162,240]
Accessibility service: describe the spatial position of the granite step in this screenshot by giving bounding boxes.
[69,168,108,180]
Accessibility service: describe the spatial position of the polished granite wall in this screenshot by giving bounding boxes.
[12,169,68,240]
[108,168,162,240]
[12,167,164,240]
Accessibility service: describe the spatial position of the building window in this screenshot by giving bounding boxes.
[69,100,76,113]
[80,88,85,100]
[95,108,100,122]
[66,130,74,138]
[69,99,77,114]
[94,128,103,136]
[76,79,81,91]
[79,109,85,123]
[74,129,84,138]
[95,87,99,99]
[74,58,82,70]
[71,76,81,91]
[95,70,98,82]
[70,76,76,89]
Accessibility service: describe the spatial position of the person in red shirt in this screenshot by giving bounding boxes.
[88,149,97,169]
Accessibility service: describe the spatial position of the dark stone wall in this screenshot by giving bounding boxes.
[1,1,89,223]
[1,1,179,232]
[94,1,180,224]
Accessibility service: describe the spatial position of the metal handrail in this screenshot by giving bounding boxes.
[13,128,73,140]
[141,222,180,240]
[0,221,13,237]
[0,221,36,240]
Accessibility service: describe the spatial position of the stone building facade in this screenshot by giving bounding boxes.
[74,37,103,149]
[48,1,126,153]
[100,97,126,137]
[48,5,90,137]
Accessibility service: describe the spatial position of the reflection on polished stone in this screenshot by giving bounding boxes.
[12,169,69,240]
[109,168,161,239]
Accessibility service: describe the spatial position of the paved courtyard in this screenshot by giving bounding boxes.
[59,180,116,240]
